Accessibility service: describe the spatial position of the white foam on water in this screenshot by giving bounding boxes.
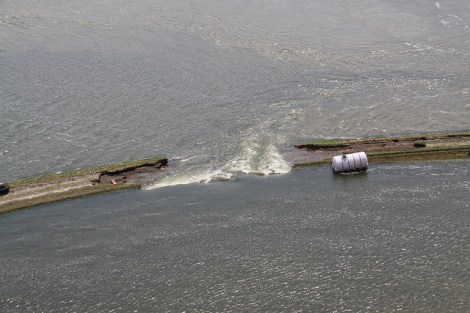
[143,99,301,190]
[143,168,233,189]
[223,139,291,176]
[144,136,291,190]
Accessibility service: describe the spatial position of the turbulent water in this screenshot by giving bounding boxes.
[1,0,469,186]
[1,0,470,311]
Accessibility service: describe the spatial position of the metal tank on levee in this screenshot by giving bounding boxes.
[332,152,368,173]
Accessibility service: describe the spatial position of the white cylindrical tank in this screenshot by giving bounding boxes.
[332,152,368,173]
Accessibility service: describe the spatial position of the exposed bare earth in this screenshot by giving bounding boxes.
[290,133,470,167]
[1,133,469,215]
[0,158,168,215]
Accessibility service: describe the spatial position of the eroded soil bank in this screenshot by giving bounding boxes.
[0,158,168,215]
[289,133,470,167]
[1,133,469,215]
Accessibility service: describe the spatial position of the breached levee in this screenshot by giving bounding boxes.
[2,133,469,215]
[0,157,168,215]
[223,143,291,176]
[145,140,291,190]
[291,133,470,168]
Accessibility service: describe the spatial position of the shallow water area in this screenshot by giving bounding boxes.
[1,161,469,312]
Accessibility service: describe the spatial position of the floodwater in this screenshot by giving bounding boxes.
[1,162,470,312]
[1,0,470,311]
[1,0,469,184]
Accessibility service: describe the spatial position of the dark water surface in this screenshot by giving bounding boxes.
[1,161,469,312]
[1,0,470,185]
[1,0,470,311]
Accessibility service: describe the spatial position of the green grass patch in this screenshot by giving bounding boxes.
[292,146,470,168]
[9,157,167,188]
[296,132,470,149]
[367,147,470,163]
[0,183,140,215]
[292,160,330,168]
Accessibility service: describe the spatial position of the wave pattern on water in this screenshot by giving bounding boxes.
[145,132,292,189]
[1,0,470,183]
[1,161,470,311]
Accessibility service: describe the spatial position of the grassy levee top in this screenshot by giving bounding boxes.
[1,133,469,215]
[293,132,470,167]
[0,157,168,215]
